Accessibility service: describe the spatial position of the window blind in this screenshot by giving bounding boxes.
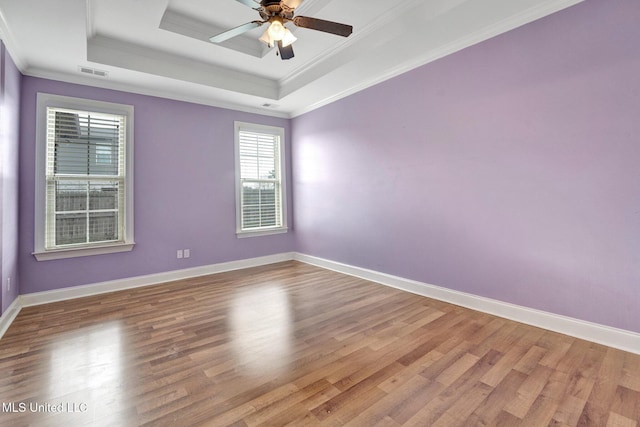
[238,130,282,230]
[45,107,127,249]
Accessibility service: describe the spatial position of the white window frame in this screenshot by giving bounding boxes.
[234,121,288,238]
[33,93,135,261]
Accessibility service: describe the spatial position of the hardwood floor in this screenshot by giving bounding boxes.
[1,261,638,426]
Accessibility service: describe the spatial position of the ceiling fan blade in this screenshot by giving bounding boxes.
[281,0,304,9]
[235,0,260,8]
[209,21,263,43]
[277,40,295,60]
[292,16,352,37]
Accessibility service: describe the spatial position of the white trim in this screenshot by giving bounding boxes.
[20,252,295,307]
[85,0,96,39]
[34,93,135,260]
[0,7,27,71]
[4,251,638,355]
[0,297,23,340]
[0,253,294,340]
[236,227,289,238]
[33,242,135,261]
[22,67,290,119]
[293,253,640,355]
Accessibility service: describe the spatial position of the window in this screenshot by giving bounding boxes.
[34,94,134,260]
[234,122,287,237]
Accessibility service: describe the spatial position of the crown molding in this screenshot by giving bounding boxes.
[22,66,291,118]
[0,5,28,71]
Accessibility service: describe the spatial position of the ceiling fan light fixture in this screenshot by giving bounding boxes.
[281,28,297,47]
[267,18,286,41]
[259,28,273,46]
[211,0,353,61]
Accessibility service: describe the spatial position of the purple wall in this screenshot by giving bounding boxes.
[10,0,640,335]
[19,77,295,294]
[1,42,21,313]
[292,0,640,333]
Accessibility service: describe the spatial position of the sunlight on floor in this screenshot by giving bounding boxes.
[47,322,125,424]
[229,284,293,377]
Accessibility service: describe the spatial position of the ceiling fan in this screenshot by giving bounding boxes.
[209,0,353,60]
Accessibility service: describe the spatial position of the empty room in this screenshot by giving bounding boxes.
[1,0,639,425]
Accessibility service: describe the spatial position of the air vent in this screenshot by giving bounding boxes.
[79,66,108,77]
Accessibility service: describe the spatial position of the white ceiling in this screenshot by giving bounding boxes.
[0,0,582,118]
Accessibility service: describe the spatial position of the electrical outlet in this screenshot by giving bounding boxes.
[184,249,190,258]
[7,277,10,292]
[177,249,183,259]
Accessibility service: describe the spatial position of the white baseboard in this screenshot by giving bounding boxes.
[21,252,294,307]
[293,253,640,355]
[1,252,295,340]
[3,251,639,355]
[20,252,296,307]
[0,296,23,340]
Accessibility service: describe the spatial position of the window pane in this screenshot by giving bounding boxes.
[55,181,87,212]
[242,182,260,229]
[53,111,121,176]
[242,182,260,203]
[260,186,276,226]
[242,206,261,229]
[91,142,119,175]
[242,181,278,229]
[238,131,278,180]
[89,182,119,210]
[54,140,90,175]
[89,212,118,243]
[55,213,87,245]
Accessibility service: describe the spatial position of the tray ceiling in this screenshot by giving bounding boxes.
[0,0,583,117]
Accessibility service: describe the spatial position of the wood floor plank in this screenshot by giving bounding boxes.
[621,351,640,392]
[0,261,638,426]
[606,412,638,427]
[552,393,587,427]
[466,369,529,426]
[408,347,504,426]
[579,347,628,425]
[430,381,494,427]
[343,375,429,427]
[504,363,555,418]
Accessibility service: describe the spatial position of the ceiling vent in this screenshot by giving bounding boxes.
[79,66,108,77]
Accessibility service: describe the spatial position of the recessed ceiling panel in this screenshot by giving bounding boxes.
[0,0,584,117]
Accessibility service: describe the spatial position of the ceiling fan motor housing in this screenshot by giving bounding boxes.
[262,1,283,14]
[261,1,295,22]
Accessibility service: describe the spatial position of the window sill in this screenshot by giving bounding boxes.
[33,242,135,261]
[236,227,288,238]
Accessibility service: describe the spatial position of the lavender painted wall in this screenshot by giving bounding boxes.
[1,42,21,313]
[292,1,640,333]
[19,77,295,294]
